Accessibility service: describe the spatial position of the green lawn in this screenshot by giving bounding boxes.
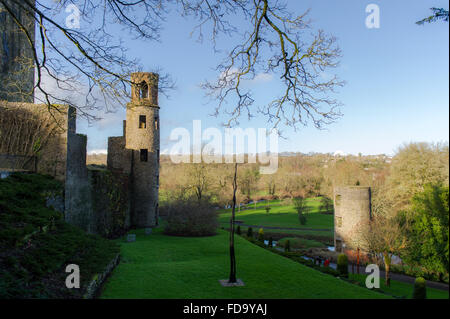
[101,228,387,299]
[218,198,333,230]
[277,237,326,249]
[348,274,449,299]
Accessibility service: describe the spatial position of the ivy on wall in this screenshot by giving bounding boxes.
[90,169,130,238]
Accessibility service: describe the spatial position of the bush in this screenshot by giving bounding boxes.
[337,254,349,277]
[257,228,264,242]
[284,239,291,252]
[413,277,427,299]
[236,225,241,235]
[268,237,273,247]
[265,206,271,214]
[247,227,253,238]
[164,199,219,237]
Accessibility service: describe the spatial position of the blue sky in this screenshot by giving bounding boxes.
[74,0,449,156]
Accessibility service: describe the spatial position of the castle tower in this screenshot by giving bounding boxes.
[333,186,372,252]
[126,72,160,228]
[0,0,35,102]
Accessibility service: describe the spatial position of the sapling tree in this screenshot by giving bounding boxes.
[293,196,308,225]
[228,163,238,283]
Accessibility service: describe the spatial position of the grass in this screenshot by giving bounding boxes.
[348,274,449,299]
[101,227,387,299]
[0,173,120,298]
[277,237,326,249]
[218,198,333,231]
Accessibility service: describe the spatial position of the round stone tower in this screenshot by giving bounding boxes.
[126,72,160,228]
[333,186,371,252]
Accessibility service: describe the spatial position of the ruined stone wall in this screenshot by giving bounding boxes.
[0,101,72,180]
[64,133,94,233]
[107,136,132,174]
[89,169,131,238]
[130,72,158,105]
[0,0,35,102]
[333,186,371,252]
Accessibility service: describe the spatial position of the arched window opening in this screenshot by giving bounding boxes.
[139,115,146,129]
[139,81,148,99]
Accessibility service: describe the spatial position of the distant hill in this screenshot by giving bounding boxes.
[87,153,107,165]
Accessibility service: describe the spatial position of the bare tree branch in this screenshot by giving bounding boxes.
[1,0,344,130]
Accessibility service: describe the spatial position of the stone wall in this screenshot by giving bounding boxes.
[0,101,72,181]
[107,136,132,174]
[333,186,372,252]
[64,132,94,232]
[128,73,159,228]
[0,0,35,103]
[126,104,160,228]
[130,72,159,105]
[90,169,130,238]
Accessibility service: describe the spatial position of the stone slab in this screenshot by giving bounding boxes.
[219,279,245,287]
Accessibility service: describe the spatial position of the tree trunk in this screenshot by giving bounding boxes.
[228,163,238,283]
[357,247,360,275]
[383,252,391,287]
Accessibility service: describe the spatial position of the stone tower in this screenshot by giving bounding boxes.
[0,0,35,102]
[333,186,372,252]
[126,72,160,228]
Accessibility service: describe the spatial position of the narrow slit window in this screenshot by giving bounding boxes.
[157,149,160,164]
[139,115,146,129]
[336,216,342,228]
[140,149,148,162]
[154,116,159,130]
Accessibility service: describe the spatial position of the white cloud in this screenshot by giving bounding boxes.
[252,73,273,83]
[88,149,107,155]
[333,150,347,156]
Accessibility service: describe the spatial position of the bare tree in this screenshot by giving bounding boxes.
[238,166,260,200]
[355,213,408,287]
[229,162,238,283]
[185,162,211,203]
[1,0,344,129]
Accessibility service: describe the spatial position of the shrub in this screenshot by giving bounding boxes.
[413,277,427,299]
[236,225,241,235]
[247,227,253,238]
[265,206,271,214]
[284,239,291,252]
[268,237,273,247]
[257,228,264,242]
[337,254,349,277]
[164,199,219,237]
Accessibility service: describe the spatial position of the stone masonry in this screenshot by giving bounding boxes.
[333,186,372,253]
[0,0,35,103]
[107,72,160,229]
